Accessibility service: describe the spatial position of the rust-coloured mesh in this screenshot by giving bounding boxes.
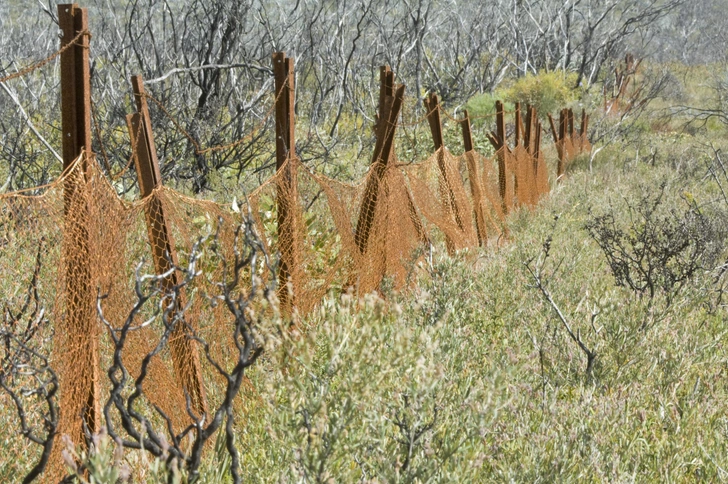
[556,133,591,178]
[0,155,242,478]
[510,146,550,208]
[0,136,552,477]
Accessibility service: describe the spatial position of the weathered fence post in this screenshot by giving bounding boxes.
[354,76,405,255]
[526,105,547,198]
[579,108,589,150]
[376,66,394,131]
[57,2,101,446]
[126,75,208,417]
[460,110,486,246]
[486,100,511,212]
[524,105,534,156]
[557,109,568,181]
[523,104,536,202]
[568,108,575,141]
[377,67,428,249]
[272,52,299,315]
[424,92,465,253]
[460,110,474,154]
[548,112,558,146]
[514,102,522,147]
[535,115,542,162]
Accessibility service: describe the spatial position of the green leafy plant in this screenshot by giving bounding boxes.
[504,70,581,115]
[465,92,514,118]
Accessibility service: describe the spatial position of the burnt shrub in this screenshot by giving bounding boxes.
[585,183,726,302]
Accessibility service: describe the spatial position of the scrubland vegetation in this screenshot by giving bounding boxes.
[3,0,728,482]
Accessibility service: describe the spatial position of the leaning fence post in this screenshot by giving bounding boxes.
[354,80,405,255]
[547,113,559,145]
[460,110,486,246]
[126,75,208,417]
[272,52,300,315]
[57,2,101,447]
[377,67,428,249]
[424,92,465,253]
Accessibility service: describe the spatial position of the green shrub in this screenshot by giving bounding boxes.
[504,70,581,115]
[465,92,514,118]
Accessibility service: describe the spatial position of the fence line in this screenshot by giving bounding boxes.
[0,7,592,480]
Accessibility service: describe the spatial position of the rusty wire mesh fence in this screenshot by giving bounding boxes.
[0,7,592,478]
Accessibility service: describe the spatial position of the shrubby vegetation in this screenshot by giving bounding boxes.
[3,0,728,482]
[504,71,582,116]
[13,129,727,482]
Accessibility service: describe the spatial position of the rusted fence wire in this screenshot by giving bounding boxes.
[0,6,592,480]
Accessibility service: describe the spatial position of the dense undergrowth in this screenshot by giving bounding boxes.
[233,151,728,482]
[45,134,728,482]
[4,61,728,482]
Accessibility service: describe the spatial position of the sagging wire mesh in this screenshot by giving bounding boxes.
[0,134,552,477]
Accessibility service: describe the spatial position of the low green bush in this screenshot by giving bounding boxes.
[465,92,514,118]
[504,70,582,115]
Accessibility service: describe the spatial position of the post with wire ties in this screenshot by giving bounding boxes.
[126,74,208,418]
[57,2,101,450]
[272,52,300,317]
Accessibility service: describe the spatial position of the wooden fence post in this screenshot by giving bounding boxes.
[57,2,101,445]
[535,116,542,166]
[548,113,558,145]
[514,103,522,147]
[568,108,575,140]
[376,66,394,131]
[460,110,474,154]
[378,67,429,248]
[557,109,567,181]
[272,52,299,315]
[460,110,486,246]
[524,105,533,156]
[524,105,537,200]
[126,75,207,417]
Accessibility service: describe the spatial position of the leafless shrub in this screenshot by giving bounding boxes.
[585,183,724,304]
[524,224,598,381]
[97,216,277,483]
[0,240,58,483]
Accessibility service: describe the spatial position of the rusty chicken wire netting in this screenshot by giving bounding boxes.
[0,137,552,477]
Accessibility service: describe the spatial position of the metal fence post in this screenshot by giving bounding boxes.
[126,75,208,417]
[57,2,101,446]
[272,52,300,315]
